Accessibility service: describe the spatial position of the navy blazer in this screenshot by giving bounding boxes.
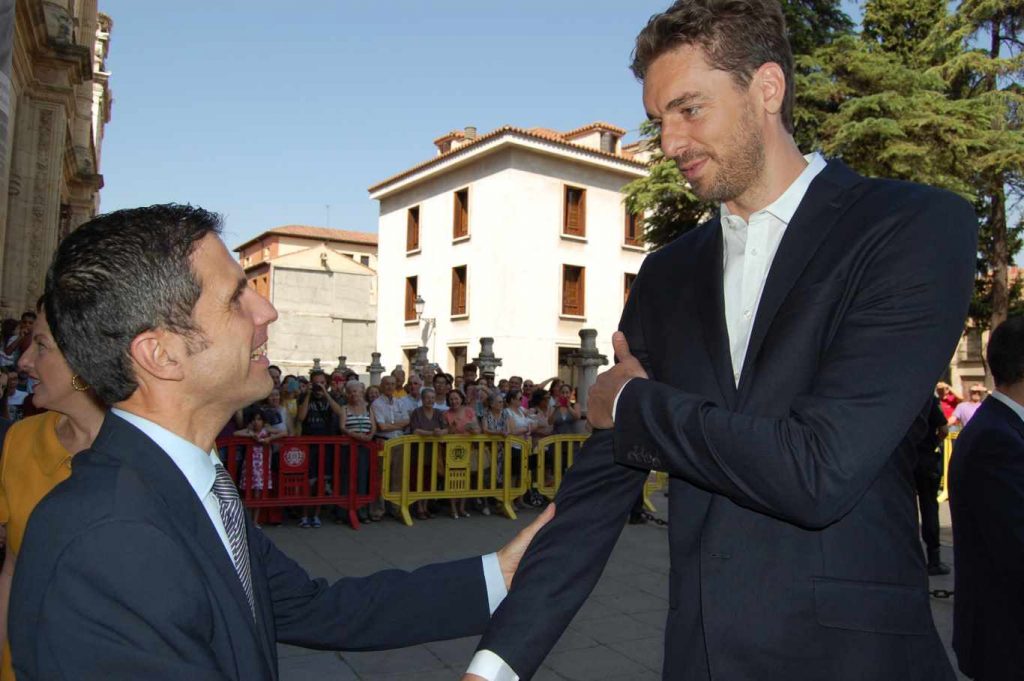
[477,161,976,680]
[10,412,489,680]
[949,396,1024,680]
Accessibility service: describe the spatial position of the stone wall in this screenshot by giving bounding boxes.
[0,0,111,318]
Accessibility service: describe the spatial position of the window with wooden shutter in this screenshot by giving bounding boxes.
[562,265,585,316]
[453,188,469,239]
[563,186,586,237]
[625,210,642,246]
[405,276,418,321]
[407,206,420,252]
[624,273,637,305]
[451,265,467,316]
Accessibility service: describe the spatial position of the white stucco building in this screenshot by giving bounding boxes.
[235,226,378,376]
[368,122,650,382]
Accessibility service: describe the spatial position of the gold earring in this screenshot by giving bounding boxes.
[71,374,89,392]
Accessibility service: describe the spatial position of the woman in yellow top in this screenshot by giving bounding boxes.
[0,304,104,681]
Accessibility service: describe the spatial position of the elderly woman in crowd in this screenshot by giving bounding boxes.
[339,380,376,524]
[408,387,447,520]
[479,391,510,517]
[0,301,106,681]
[503,388,532,509]
[443,389,479,519]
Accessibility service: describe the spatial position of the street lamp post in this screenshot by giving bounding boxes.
[414,295,436,366]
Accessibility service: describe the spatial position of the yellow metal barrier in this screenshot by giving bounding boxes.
[533,434,588,501]
[937,431,958,503]
[642,471,670,512]
[380,434,532,525]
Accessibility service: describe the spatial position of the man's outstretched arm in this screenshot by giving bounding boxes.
[468,430,647,679]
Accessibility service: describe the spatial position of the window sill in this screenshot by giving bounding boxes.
[559,314,586,321]
[452,235,471,244]
[406,248,421,256]
[450,314,469,321]
[561,233,587,243]
[622,243,645,252]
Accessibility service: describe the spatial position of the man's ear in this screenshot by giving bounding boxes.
[753,61,786,119]
[129,329,186,382]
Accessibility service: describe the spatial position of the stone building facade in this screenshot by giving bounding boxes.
[234,225,378,377]
[369,122,649,382]
[0,0,112,318]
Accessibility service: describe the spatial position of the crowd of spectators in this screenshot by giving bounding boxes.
[230,362,583,526]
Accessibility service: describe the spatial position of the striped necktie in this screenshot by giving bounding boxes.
[212,464,255,617]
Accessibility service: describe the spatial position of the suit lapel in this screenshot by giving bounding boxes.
[691,220,738,408]
[96,414,276,674]
[738,160,863,394]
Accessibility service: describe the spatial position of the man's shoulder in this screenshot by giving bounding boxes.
[955,402,1024,459]
[851,175,973,226]
[26,448,163,555]
[642,217,719,271]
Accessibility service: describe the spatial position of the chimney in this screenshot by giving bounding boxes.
[600,131,617,154]
[464,126,477,140]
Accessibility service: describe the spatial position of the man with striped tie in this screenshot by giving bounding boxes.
[8,204,552,681]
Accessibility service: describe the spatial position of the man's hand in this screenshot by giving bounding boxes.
[587,331,648,429]
[495,503,555,590]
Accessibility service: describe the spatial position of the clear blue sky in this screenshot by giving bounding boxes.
[97,1,866,250]
[97,0,672,248]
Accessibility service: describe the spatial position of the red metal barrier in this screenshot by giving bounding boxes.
[215,436,380,530]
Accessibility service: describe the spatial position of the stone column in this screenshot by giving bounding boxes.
[412,346,430,378]
[311,358,322,375]
[367,352,385,386]
[573,329,608,417]
[0,97,66,316]
[472,337,503,378]
[336,355,348,373]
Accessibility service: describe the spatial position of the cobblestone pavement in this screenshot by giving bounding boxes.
[269,501,962,680]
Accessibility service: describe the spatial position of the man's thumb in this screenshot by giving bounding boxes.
[612,331,634,362]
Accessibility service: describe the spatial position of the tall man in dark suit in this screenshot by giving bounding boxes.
[464,1,977,679]
[8,204,552,680]
[949,316,1024,680]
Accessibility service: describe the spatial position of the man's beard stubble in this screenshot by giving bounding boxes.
[673,103,765,205]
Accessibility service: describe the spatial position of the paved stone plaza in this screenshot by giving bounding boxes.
[268,503,962,680]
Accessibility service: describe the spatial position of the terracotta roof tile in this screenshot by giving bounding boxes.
[234,225,377,252]
[369,122,645,194]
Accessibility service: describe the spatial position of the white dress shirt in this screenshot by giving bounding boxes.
[721,152,827,382]
[112,409,508,624]
[991,391,1024,425]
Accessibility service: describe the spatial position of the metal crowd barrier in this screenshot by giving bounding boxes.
[937,431,959,504]
[215,435,380,529]
[533,434,587,501]
[643,471,670,512]
[379,434,532,525]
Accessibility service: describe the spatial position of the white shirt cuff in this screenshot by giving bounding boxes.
[612,377,636,423]
[466,649,520,681]
[481,552,507,615]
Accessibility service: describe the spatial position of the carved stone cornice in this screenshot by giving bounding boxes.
[16,0,93,88]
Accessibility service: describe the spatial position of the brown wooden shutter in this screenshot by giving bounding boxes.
[453,189,469,238]
[407,206,420,251]
[451,266,467,316]
[624,273,637,305]
[563,187,586,237]
[405,276,417,321]
[562,265,584,315]
[625,211,641,245]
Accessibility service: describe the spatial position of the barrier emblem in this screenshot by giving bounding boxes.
[283,447,306,469]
